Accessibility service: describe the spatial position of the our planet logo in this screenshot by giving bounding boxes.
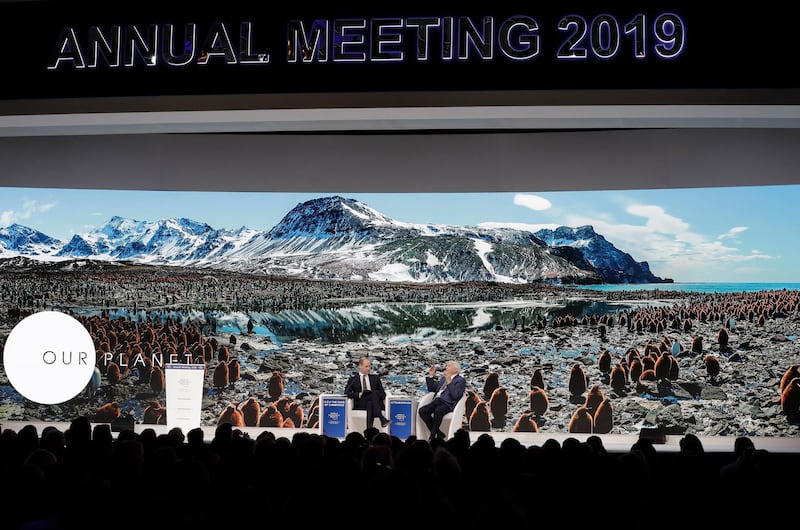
[3,311,96,404]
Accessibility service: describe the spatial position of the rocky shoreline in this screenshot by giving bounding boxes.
[2,286,799,439]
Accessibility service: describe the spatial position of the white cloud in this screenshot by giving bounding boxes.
[0,200,57,227]
[717,226,748,240]
[626,204,689,234]
[467,192,774,282]
[513,194,552,211]
[563,205,773,282]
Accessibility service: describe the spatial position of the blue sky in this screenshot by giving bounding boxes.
[1,185,797,283]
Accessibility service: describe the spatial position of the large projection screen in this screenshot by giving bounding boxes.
[1,129,799,451]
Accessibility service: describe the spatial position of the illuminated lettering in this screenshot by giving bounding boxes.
[48,21,271,70]
[45,13,685,71]
[48,28,86,69]
[405,17,439,61]
[239,22,269,64]
[458,16,493,60]
[87,25,121,68]
[371,18,404,62]
[333,19,367,62]
[198,22,236,64]
[162,23,196,66]
[498,16,539,60]
[286,19,328,62]
[125,24,158,67]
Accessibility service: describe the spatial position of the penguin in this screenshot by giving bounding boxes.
[258,403,283,427]
[240,396,261,427]
[780,377,800,422]
[567,406,594,434]
[218,344,231,363]
[489,386,509,428]
[593,398,613,434]
[468,401,492,432]
[106,361,122,385]
[134,357,153,385]
[143,401,166,424]
[512,412,539,433]
[629,358,643,385]
[149,365,165,395]
[483,372,500,402]
[530,368,546,390]
[654,351,672,382]
[779,365,800,394]
[286,401,305,428]
[704,355,721,380]
[465,389,483,421]
[95,401,121,423]
[610,365,627,391]
[529,386,549,418]
[639,369,657,382]
[598,350,612,374]
[213,361,229,389]
[267,370,284,401]
[668,355,680,380]
[625,347,641,366]
[568,363,588,397]
[218,402,245,426]
[273,395,293,418]
[227,358,241,383]
[718,327,729,351]
[584,384,604,415]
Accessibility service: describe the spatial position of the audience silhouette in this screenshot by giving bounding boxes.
[0,417,795,530]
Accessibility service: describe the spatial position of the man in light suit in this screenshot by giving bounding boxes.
[418,360,466,441]
[344,356,390,429]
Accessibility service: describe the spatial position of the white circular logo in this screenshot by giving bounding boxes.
[3,311,96,404]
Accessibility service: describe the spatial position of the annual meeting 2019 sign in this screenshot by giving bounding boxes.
[46,13,685,70]
[0,2,795,100]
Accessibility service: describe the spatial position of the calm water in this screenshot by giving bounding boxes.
[73,283,800,345]
[570,282,800,294]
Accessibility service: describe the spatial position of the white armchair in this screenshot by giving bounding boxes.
[346,395,391,434]
[415,392,468,441]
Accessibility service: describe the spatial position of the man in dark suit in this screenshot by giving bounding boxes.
[344,356,390,429]
[418,360,466,441]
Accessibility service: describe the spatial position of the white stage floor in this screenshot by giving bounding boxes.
[4,420,800,454]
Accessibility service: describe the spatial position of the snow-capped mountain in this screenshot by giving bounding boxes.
[534,225,666,284]
[56,216,259,265]
[0,196,669,284]
[0,223,62,257]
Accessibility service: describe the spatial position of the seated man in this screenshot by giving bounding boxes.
[344,356,390,429]
[418,360,466,441]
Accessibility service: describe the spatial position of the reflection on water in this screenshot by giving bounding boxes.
[72,299,631,345]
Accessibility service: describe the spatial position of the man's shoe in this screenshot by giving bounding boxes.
[436,430,446,439]
[380,417,391,428]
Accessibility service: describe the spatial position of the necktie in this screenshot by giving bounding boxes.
[436,380,448,398]
[362,374,367,393]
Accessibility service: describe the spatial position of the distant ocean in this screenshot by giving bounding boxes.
[570,282,800,294]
